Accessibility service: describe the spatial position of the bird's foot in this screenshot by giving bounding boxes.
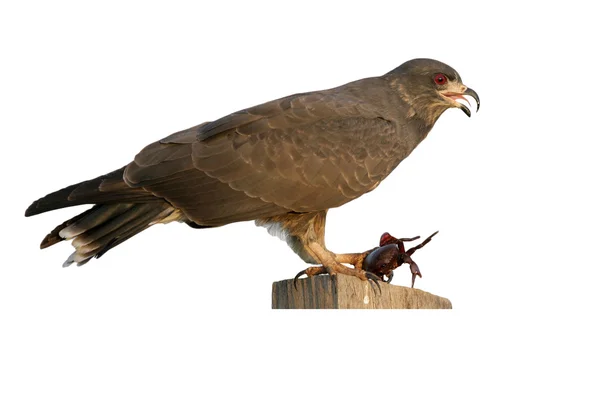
[293,263,381,294]
[292,242,381,293]
[334,250,376,270]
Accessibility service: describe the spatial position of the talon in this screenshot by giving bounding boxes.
[365,271,382,294]
[293,269,307,290]
[293,266,328,290]
[385,271,394,284]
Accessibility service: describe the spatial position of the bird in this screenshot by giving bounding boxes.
[25,58,479,283]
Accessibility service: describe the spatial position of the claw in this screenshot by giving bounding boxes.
[409,261,422,288]
[293,266,328,290]
[383,271,394,284]
[364,271,382,294]
[293,269,307,290]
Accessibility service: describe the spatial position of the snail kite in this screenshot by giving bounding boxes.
[25,58,479,281]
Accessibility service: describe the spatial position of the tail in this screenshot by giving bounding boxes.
[25,167,162,217]
[25,167,182,266]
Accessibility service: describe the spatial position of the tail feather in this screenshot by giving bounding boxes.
[94,209,173,259]
[59,203,135,240]
[55,202,180,267]
[40,205,102,249]
[72,204,157,251]
[28,167,188,266]
[25,167,159,217]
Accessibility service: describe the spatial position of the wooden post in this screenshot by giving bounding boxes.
[272,275,452,309]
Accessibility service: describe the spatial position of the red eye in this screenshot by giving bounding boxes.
[434,73,448,85]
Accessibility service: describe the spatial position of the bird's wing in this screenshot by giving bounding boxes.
[124,88,402,225]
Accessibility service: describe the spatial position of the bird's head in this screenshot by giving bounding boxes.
[386,58,480,126]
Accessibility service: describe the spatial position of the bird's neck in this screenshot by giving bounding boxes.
[386,76,448,128]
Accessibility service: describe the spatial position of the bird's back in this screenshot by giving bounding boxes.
[124,75,425,221]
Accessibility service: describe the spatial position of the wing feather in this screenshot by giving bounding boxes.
[124,77,409,224]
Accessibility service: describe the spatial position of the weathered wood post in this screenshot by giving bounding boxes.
[272,275,452,309]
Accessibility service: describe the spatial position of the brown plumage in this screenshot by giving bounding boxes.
[25,58,479,277]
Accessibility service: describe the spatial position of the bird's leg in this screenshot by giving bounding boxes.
[278,210,379,291]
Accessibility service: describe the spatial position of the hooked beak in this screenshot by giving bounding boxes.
[442,87,480,117]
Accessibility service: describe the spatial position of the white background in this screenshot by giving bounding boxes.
[1,1,599,398]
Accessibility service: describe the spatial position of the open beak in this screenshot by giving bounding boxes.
[442,87,480,117]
